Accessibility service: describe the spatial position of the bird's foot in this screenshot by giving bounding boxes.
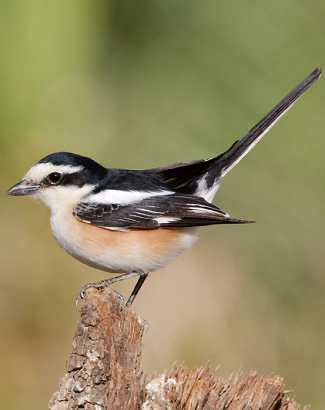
[75,279,124,307]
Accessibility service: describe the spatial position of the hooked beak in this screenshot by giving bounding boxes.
[7,180,41,196]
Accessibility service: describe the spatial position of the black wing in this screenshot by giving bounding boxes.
[73,194,250,230]
[145,158,219,194]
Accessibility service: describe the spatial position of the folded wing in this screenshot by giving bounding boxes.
[73,193,250,230]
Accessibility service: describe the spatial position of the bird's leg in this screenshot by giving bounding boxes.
[76,271,140,306]
[125,272,149,308]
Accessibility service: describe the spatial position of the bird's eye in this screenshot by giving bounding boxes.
[47,172,62,185]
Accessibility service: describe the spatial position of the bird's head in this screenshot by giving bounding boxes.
[7,152,107,214]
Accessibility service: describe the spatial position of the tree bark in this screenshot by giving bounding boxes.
[49,288,144,409]
[49,288,308,410]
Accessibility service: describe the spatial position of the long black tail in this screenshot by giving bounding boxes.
[149,68,322,197]
[210,68,322,181]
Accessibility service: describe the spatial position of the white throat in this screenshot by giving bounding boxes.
[35,184,94,216]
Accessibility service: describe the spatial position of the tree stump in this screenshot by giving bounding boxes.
[49,288,308,410]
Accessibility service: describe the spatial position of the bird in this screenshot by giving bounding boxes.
[7,68,321,308]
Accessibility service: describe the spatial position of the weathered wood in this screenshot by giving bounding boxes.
[49,288,144,409]
[142,366,308,409]
[49,288,308,410]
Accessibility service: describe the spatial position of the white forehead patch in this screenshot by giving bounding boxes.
[24,163,83,183]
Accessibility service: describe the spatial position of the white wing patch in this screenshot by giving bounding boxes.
[153,217,181,224]
[86,189,173,205]
[195,176,220,203]
[188,206,229,217]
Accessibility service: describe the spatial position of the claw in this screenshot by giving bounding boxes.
[137,316,149,332]
[75,290,84,307]
[75,280,109,307]
[75,286,89,307]
[112,289,125,305]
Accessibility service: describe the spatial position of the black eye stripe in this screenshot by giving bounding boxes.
[42,169,105,188]
[43,171,86,187]
[60,172,86,187]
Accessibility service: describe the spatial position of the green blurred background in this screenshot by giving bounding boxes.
[1,1,324,408]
